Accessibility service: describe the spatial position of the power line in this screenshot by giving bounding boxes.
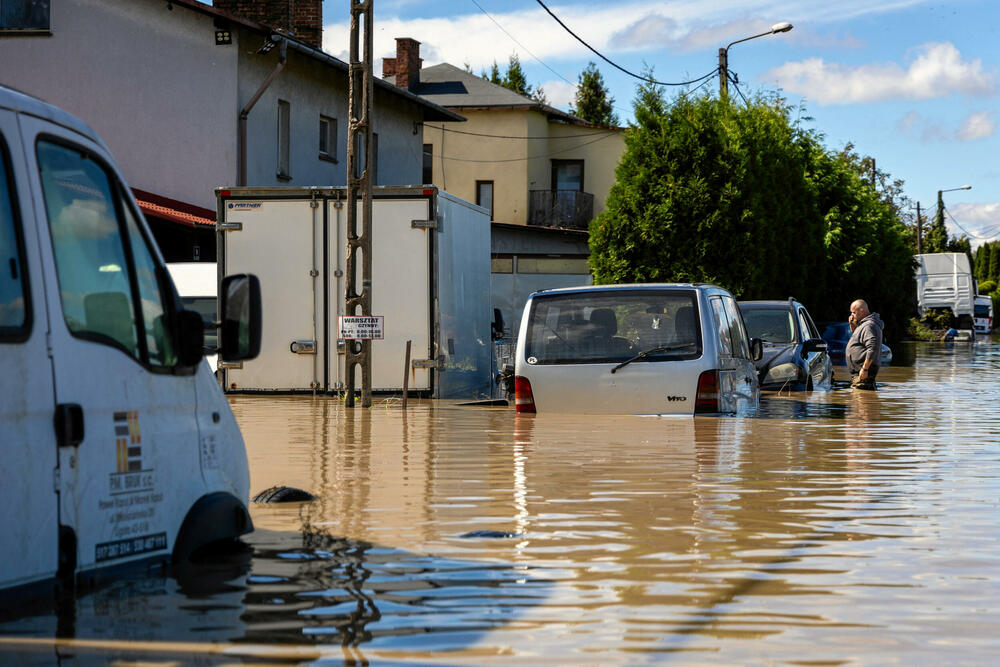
[534,0,718,87]
[433,132,616,163]
[727,72,750,106]
[468,0,632,118]
[945,206,1000,241]
[425,123,618,139]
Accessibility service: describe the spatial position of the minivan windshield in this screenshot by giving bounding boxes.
[525,290,701,364]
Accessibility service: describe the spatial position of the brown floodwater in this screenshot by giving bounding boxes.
[3,341,1000,665]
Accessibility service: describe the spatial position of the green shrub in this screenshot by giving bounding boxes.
[907,317,939,341]
[978,279,997,294]
[920,307,953,329]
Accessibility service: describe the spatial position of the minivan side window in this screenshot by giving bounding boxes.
[0,135,29,339]
[709,298,733,356]
[37,140,176,366]
[722,296,750,359]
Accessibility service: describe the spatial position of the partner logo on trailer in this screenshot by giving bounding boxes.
[228,202,263,210]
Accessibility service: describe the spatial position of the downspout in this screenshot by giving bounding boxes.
[238,37,287,186]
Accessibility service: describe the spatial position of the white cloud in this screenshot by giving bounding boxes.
[321,1,934,73]
[763,42,996,104]
[956,111,996,141]
[539,80,578,109]
[896,109,997,142]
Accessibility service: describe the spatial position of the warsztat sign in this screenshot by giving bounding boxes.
[339,316,384,340]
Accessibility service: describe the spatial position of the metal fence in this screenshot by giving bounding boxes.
[528,190,594,230]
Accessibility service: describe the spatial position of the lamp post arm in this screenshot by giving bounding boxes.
[725,29,775,52]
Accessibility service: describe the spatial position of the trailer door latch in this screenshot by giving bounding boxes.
[412,356,444,370]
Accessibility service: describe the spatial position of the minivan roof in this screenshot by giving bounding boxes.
[531,283,726,297]
[0,84,103,147]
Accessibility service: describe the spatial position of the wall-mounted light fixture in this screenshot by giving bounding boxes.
[215,29,232,45]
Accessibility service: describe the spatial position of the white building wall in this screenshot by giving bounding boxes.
[0,0,237,210]
[1,0,426,210]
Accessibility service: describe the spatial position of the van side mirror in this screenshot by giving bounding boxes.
[492,308,505,341]
[219,274,262,361]
[750,337,763,361]
[176,310,206,367]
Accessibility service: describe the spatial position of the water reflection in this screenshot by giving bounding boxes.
[2,342,1000,664]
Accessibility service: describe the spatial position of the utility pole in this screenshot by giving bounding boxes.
[916,201,923,255]
[718,47,728,98]
[345,0,373,408]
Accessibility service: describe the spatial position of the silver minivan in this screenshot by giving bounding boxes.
[514,284,761,415]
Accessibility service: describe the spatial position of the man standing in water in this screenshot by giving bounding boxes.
[847,299,884,390]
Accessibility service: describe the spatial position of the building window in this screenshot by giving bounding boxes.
[476,180,494,220]
[319,115,337,163]
[277,100,290,180]
[552,159,584,191]
[1,0,50,32]
[516,257,591,274]
[422,144,433,184]
[491,256,513,274]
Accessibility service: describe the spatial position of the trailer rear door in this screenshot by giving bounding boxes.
[222,199,323,391]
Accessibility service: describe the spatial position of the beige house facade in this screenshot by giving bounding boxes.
[384,41,625,230]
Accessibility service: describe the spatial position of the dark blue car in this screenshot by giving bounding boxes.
[817,321,892,366]
[738,299,832,391]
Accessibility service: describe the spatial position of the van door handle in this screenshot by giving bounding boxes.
[54,404,84,448]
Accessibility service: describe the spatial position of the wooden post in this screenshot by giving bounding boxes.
[402,340,411,409]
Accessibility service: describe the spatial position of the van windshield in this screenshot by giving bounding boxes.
[525,290,701,364]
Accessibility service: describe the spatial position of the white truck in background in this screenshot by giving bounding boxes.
[167,262,219,372]
[915,253,976,334]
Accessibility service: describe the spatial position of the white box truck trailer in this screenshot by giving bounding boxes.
[216,186,493,398]
[915,253,976,331]
[0,85,261,600]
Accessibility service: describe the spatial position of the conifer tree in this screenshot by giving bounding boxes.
[571,62,619,126]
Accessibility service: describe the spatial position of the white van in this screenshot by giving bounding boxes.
[974,294,993,335]
[0,85,261,599]
[167,262,218,372]
[514,284,761,415]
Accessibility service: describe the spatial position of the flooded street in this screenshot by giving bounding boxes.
[3,342,1000,664]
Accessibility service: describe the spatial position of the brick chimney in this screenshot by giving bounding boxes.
[215,0,323,49]
[382,37,422,90]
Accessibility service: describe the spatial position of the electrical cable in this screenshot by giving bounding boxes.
[534,0,718,86]
[468,0,632,118]
[432,132,615,163]
[727,72,750,106]
[945,206,1000,241]
[469,0,574,87]
[424,123,616,139]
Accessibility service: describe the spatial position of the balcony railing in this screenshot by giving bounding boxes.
[528,190,594,230]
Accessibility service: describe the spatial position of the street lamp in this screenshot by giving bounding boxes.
[719,22,793,98]
[916,185,971,254]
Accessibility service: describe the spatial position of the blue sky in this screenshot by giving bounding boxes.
[317,0,998,245]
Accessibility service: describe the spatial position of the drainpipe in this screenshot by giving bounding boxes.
[239,36,287,186]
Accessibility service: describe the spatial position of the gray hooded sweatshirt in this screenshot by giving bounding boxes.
[846,312,884,375]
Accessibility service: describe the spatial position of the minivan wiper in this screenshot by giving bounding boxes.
[610,343,695,374]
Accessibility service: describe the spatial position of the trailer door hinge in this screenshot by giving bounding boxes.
[412,356,445,370]
[218,361,244,369]
[411,219,436,230]
[219,222,243,231]
[53,467,60,493]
